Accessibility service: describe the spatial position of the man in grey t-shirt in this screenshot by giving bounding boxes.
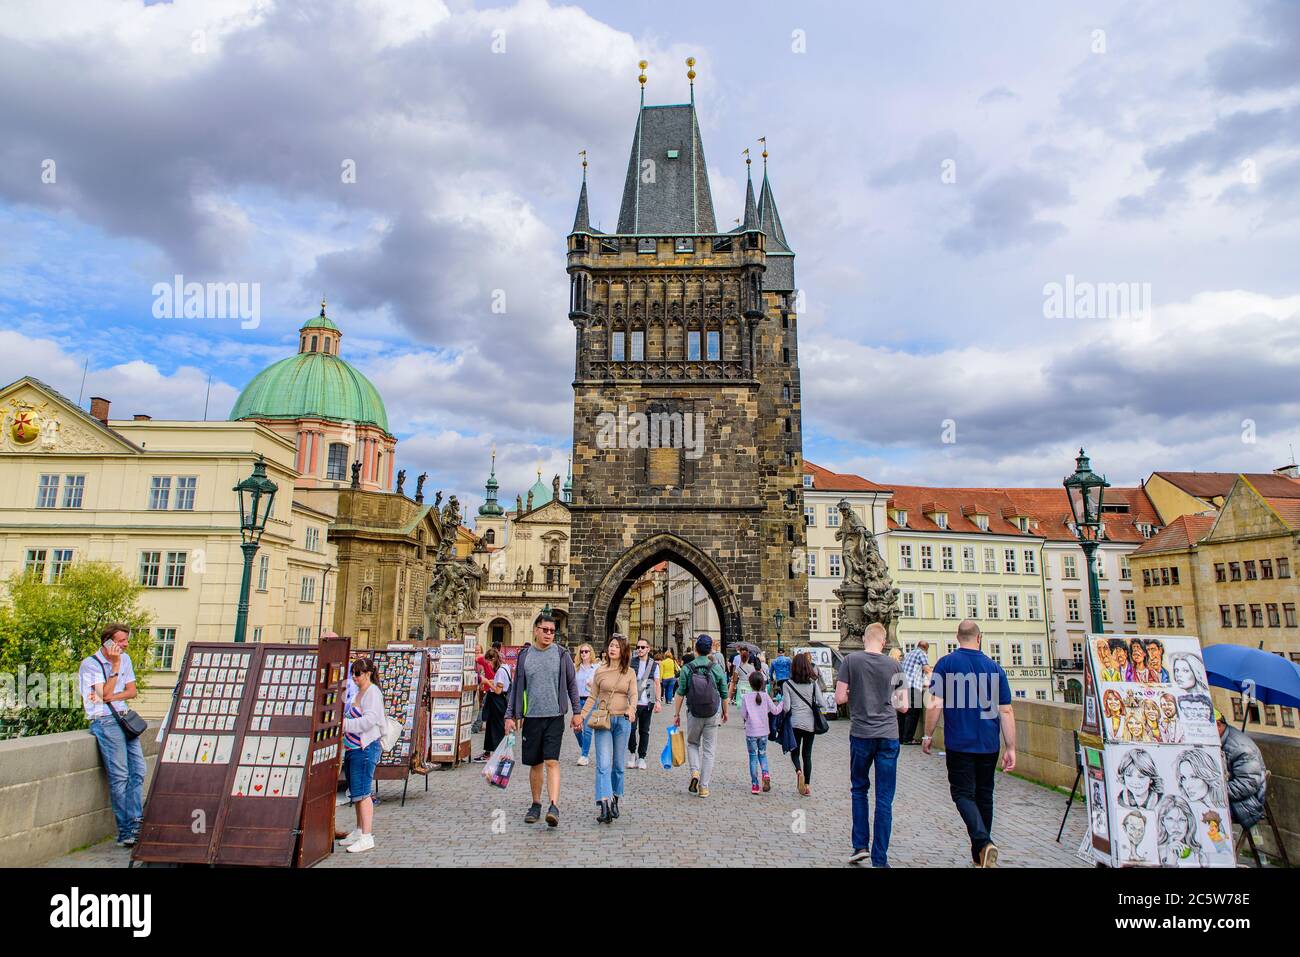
[834,622,908,867]
[505,614,580,828]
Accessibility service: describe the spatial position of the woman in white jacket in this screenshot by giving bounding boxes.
[339,658,385,853]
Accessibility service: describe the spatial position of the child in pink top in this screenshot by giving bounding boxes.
[741,671,782,793]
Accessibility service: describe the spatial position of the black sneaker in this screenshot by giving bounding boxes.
[545,803,560,827]
[524,802,542,824]
[847,848,870,865]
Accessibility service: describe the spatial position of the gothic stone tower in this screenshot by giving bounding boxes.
[565,72,806,654]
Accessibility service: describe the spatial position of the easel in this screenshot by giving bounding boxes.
[1056,730,1083,843]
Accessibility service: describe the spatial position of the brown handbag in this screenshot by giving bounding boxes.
[587,695,612,730]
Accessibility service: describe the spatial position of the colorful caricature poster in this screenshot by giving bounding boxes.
[1101,742,1235,867]
[1085,634,1217,746]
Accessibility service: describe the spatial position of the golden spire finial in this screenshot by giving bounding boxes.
[320,296,327,317]
[759,136,768,165]
[579,149,588,177]
[638,60,648,86]
[686,56,696,83]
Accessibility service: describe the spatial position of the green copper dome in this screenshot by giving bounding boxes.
[230,354,389,431]
[526,470,553,509]
[229,300,390,433]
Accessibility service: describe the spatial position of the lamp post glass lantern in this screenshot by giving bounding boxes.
[1063,448,1109,635]
[773,608,785,653]
[233,456,279,643]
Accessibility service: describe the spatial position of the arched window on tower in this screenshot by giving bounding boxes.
[310,335,318,352]
[485,529,496,545]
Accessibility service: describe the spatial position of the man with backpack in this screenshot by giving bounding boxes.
[672,635,729,798]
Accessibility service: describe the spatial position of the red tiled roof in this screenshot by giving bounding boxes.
[997,486,1162,543]
[886,486,1033,536]
[1153,471,1300,501]
[1132,514,1215,555]
[1262,498,1300,531]
[803,461,891,493]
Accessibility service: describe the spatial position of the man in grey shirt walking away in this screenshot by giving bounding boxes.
[506,612,581,827]
[835,622,908,867]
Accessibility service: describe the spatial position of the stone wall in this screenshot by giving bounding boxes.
[0,724,159,867]
[934,699,1299,861]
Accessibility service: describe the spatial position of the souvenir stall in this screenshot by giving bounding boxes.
[349,643,434,805]
[428,634,478,767]
[133,636,351,868]
[1079,633,1236,867]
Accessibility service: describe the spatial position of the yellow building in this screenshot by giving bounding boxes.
[1132,474,1300,736]
[1143,469,1300,525]
[886,486,1053,701]
[0,376,336,716]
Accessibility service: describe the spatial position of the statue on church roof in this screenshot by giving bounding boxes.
[396,469,406,496]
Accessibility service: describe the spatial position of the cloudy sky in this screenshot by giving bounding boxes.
[1,0,1297,510]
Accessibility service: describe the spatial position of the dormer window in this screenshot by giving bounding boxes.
[934,514,948,529]
[802,475,813,489]
[896,510,908,528]
[973,514,988,531]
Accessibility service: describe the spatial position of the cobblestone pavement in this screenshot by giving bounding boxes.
[54,717,1088,868]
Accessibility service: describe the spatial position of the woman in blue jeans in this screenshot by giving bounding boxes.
[572,643,598,765]
[576,635,638,824]
[339,657,386,854]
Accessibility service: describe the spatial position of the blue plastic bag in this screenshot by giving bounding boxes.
[660,725,685,768]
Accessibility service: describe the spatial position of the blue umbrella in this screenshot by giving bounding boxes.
[1201,643,1300,729]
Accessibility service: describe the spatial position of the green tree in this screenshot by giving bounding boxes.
[0,562,153,737]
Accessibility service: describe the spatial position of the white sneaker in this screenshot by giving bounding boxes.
[637,758,647,770]
[338,828,361,847]
[576,755,589,766]
[626,755,636,768]
[346,833,375,853]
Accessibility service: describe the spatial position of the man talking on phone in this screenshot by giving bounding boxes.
[78,623,145,847]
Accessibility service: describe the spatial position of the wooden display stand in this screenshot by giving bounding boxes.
[428,634,478,768]
[349,643,434,806]
[133,636,351,868]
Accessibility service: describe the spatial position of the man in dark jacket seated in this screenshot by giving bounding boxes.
[1216,709,1266,830]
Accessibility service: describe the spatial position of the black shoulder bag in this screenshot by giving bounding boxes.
[789,681,829,735]
[97,658,148,739]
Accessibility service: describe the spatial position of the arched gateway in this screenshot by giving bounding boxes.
[564,72,807,656]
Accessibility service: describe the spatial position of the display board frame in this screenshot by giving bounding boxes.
[132,636,350,868]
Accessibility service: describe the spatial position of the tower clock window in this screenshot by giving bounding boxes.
[706,330,720,361]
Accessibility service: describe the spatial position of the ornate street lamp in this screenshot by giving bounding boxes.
[233,455,278,643]
[1063,448,1109,635]
[773,608,786,654]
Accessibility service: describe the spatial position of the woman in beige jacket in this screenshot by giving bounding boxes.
[577,635,638,824]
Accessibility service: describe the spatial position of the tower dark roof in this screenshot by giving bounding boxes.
[757,171,791,253]
[740,171,759,231]
[757,168,796,291]
[571,176,593,234]
[617,104,717,234]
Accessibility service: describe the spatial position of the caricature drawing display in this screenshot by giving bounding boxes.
[1079,634,1234,867]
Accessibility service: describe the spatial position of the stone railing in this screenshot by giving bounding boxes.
[935,699,1298,862]
[0,724,160,867]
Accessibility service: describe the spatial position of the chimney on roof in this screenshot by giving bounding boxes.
[89,397,110,424]
[133,414,151,421]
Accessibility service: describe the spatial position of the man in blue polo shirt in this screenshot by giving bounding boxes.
[922,619,1016,867]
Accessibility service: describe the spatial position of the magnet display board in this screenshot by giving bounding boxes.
[428,635,477,765]
[350,645,432,777]
[133,637,350,868]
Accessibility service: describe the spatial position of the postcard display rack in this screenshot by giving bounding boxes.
[348,644,433,805]
[132,636,351,868]
[1078,633,1236,867]
[428,635,478,766]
